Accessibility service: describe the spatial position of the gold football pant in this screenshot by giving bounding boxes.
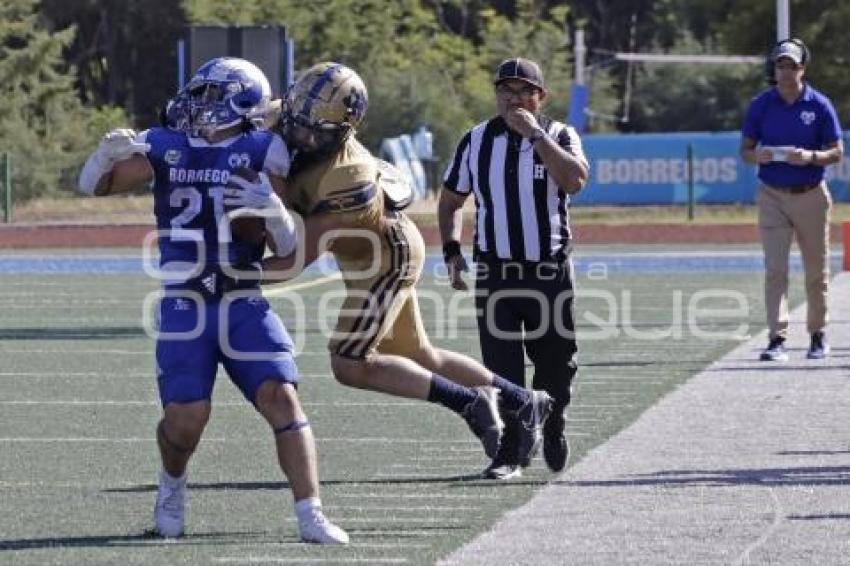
[329,214,430,358]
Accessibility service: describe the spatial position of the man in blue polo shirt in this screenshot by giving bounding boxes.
[740,39,843,361]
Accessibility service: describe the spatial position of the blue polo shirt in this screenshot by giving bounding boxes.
[741,83,841,187]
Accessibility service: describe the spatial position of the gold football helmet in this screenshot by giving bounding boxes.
[281,62,368,154]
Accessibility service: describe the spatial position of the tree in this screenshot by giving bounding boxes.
[0,0,124,200]
[719,0,850,123]
[41,0,187,127]
[182,0,580,163]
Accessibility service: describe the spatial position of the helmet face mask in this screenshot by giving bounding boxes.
[177,57,272,139]
[281,104,351,155]
[281,62,368,155]
[162,92,191,131]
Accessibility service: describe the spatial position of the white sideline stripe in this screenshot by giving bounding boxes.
[335,493,491,500]
[387,464,483,470]
[340,530,447,537]
[0,372,152,377]
[328,505,476,512]
[0,400,423,407]
[408,456,481,462]
[0,437,225,443]
[0,481,140,488]
[0,482,494,496]
[214,558,407,564]
[0,349,334,356]
[417,449,484,455]
[263,274,342,297]
[372,473,477,479]
[570,403,632,409]
[0,437,480,445]
[301,517,470,524]
[0,349,150,355]
[0,372,328,379]
[572,249,840,258]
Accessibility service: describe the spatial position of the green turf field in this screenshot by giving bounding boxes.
[0,259,807,564]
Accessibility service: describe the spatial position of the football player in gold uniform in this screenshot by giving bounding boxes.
[260,63,553,471]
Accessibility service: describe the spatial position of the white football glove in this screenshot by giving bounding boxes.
[100,128,150,163]
[264,193,298,257]
[78,128,150,195]
[223,171,275,210]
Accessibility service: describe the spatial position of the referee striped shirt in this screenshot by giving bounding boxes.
[442,115,587,262]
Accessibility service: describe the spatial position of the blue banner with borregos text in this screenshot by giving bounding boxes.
[571,131,850,205]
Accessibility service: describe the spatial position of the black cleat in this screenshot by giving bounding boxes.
[482,415,521,480]
[482,460,522,480]
[515,390,553,468]
[543,409,569,472]
[461,387,504,459]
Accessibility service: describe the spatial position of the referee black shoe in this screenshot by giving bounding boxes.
[461,387,504,459]
[515,390,554,468]
[543,408,569,472]
[482,459,522,480]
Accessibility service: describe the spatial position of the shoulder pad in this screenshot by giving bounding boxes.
[376,159,413,210]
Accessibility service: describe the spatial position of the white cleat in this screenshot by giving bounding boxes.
[298,508,350,544]
[154,471,186,538]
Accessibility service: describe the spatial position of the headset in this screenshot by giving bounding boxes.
[765,38,810,85]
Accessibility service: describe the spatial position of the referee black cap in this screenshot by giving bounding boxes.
[493,58,545,90]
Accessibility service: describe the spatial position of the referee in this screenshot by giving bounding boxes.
[438,57,589,479]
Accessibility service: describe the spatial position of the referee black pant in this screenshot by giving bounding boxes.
[474,254,577,412]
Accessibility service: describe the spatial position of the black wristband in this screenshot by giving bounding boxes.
[528,126,547,145]
[442,240,462,263]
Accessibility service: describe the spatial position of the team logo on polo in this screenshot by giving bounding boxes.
[164,149,182,165]
[800,111,816,126]
[228,153,251,168]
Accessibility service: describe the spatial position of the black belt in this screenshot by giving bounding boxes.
[769,183,820,194]
[474,251,568,271]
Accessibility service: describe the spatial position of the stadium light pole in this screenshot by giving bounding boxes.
[777,0,790,40]
[567,28,590,132]
[574,28,586,86]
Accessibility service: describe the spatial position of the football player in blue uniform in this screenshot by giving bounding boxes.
[77,57,348,544]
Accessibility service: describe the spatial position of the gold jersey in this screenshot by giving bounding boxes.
[283,136,389,267]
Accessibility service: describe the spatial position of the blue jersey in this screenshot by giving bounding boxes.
[138,128,290,276]
[138,128,298,404]
[741,83,842,187]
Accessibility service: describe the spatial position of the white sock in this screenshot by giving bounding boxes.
[295,497,322,522]
[159,469,187,486]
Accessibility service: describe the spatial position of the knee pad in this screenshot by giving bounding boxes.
[273,420,310,435]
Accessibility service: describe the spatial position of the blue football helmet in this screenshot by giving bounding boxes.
[162,93,191,131]
[281,62,368,155]
[182,57,272,138]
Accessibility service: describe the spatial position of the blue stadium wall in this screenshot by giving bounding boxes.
[572,131,850,205]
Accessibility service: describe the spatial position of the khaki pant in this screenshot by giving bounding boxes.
[756,183,832,338]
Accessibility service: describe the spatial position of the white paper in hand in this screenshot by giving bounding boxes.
[761,146,796,162]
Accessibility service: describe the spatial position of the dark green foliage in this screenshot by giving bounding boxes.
[0,0,126,201]
[181,0,585,165]
[40,0,187,128]
[7,0,850,200]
